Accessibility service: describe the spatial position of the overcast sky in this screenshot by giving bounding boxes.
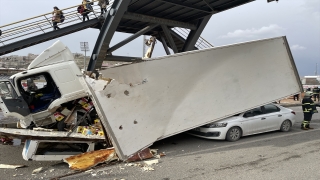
[0,0,319,77]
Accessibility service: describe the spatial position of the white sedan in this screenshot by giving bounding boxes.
[188,104,296,142]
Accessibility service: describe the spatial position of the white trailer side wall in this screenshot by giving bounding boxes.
[90,36,302,159]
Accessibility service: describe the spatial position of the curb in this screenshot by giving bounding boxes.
[279,103,301,107]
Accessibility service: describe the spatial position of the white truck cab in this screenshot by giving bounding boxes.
[0,41,89,128]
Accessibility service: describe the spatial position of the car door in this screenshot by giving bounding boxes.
[261,104,282,130]
[241,107,266,135]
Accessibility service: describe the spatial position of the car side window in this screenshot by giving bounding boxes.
[243,107,263,117]
[263,104,280,114]
[251,107,263,116]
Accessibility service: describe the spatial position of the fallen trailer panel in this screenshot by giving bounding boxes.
[90,36,302,160]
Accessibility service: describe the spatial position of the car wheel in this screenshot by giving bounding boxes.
[226,127,242,142]
[280,120,291,132]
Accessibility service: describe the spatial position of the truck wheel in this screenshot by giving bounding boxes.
[280,120,291,132]
[226,127,241,142]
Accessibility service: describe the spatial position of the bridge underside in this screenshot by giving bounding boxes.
[88,0,255,70]
[0,0,257,70]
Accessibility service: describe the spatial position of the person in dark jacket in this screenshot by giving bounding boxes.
[301,91,318,130]
[98,0,109,14]
[52,6,63,30]
[81,0,93,21]
[312,86,320,101]
[293,93,299,101]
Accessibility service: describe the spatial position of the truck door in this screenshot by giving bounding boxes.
[0,81,30,116]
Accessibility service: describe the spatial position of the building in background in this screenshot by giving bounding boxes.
[301,76,320,90]
[0,52,131,77]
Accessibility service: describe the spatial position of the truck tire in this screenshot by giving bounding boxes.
[226,127,242,142]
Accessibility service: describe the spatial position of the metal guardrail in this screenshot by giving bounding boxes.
[0,0,114,46]
[0,75,12,80]
[0,0,212,53]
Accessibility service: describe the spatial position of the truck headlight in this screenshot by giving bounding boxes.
[205,123,228,128]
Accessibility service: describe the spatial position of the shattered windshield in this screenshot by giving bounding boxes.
[0,81,18,99]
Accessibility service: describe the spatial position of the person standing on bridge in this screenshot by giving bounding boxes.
[301,91,318,130]
[52,6,63,30]
[98,0,109,15]
[81,0,93,21]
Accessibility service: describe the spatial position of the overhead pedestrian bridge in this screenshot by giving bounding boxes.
[0,0,272,71]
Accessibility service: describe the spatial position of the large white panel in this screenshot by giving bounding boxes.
[90,37,302,159]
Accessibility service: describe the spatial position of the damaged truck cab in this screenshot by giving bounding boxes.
[0,41,89,128]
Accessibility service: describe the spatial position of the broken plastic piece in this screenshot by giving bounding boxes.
[126,148,155,162]
[143,159,159,166]
[0,137,13,145]
[142,166,154,171]
[32,167,43,174]
[63,147,118,170]
[0,164,26,169]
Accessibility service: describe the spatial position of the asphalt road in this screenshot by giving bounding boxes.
[1,106,320,180]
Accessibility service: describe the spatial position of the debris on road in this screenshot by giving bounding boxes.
[155,152,166,159]
[124,163,142,167]
[143,159,159,166]
[32,167,44,174]
[12,139,21,146]
[0,164,26,169]
[64,147,118,170]
[126,148,159,162]
[142,166,155,171]
[0,138,13,145]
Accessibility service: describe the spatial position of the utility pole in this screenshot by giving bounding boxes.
[80,42,89,73]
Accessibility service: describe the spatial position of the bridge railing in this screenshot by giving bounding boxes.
[0,0,115,46]
[0,0,212,53]
[172,27,214,49]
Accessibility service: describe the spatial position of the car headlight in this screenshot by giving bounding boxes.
[205,122,228,128]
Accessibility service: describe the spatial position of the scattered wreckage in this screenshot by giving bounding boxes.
[0,36,302,164]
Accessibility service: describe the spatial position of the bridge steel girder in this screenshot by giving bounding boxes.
[155,0,214,14]
[182,15,212,52]
[161,25,178,53]
[159,33,171,55]
[107,24,159,54]
[87,0,131,71]
[122,12,197,30]
[157,29,197,55]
